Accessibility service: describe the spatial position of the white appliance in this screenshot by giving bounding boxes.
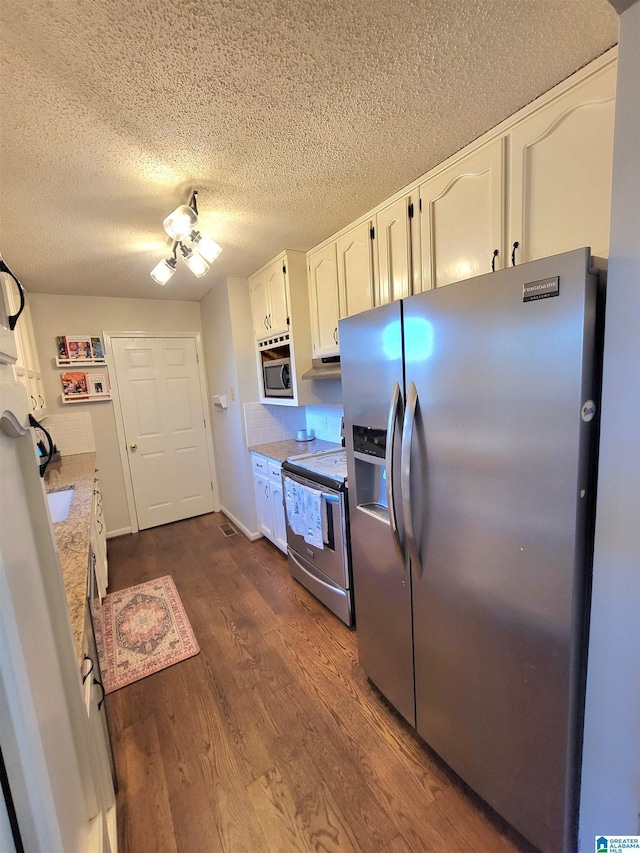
[340,248,605,853]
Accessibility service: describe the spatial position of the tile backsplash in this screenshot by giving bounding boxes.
[244,402,344,447]
[243,402,307,446]
[44,411,96,455]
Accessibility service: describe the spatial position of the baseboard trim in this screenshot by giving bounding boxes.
[106,526,132,539]
[219,506,261,542]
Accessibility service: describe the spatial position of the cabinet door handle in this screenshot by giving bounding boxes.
[265,485,269,497]
[264,315,269,329]
[0,257,26,330]
[30,395,37,410]
[93,677,106,711]
[97,517,103,534]
[511,241,520,266]
[491,249,499,272]
[38,395,45,406]
[82,654,94,684]
[268,314,272,329]
[333,327,338,344]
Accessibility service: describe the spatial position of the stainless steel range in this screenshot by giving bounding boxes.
[281,449,352,626]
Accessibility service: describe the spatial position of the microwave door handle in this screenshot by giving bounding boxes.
[400,381,422,576]
[386,381,405,570]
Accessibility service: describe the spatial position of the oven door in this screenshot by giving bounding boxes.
[282,470,348,588]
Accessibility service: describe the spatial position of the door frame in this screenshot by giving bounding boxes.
[104,331,220,534]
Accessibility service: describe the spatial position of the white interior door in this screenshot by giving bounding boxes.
[111,336,214,530]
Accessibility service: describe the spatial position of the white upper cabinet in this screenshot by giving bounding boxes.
[249,258,289,341]
[420,138,505,290]
[308,243,340,357]
[4,284,47,419]
[508,61,616,265]
[376,193,419,304]
[336,220,375,318]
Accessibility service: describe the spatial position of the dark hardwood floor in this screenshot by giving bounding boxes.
[106,511,536,853]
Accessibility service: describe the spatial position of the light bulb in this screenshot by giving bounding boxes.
[163,204,198,241]
[189,230,222,264]
[150,257,177,285]
[180,244,210,278]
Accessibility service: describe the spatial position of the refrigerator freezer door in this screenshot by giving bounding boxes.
[404,247,599,852]
[340,301,415,726]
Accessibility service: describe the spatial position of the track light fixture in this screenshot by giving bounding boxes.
[150,191,222,284]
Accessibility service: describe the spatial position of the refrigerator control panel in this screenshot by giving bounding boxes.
[353,425,387,459]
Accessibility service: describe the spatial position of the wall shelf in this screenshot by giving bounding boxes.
[60,394,112,405]
[55,357,107,368]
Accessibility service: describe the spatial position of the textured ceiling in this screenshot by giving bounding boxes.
[0,0,618,302]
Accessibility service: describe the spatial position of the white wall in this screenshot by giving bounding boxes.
[200,278,260,538]
[580,0,640,842]
[28,293,205,534]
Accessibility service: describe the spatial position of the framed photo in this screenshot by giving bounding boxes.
[88,373,109,396]
[61,371,88,397]
[91,337,104,359]
[65,336,92,360]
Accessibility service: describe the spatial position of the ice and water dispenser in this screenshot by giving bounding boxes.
[352,425,389,519]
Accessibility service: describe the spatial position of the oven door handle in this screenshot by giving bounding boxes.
[287,549,347,596]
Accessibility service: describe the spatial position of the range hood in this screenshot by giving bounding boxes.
[302,357,341,380]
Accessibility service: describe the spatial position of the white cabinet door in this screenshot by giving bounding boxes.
[265,260,289,336]
[268,460,287,553]
[253,471,273,539]
[420,138,505,290]
[308,243,340,357]
[508,62,616,265]
[336,220,375,317]
[250,271,271,339]
[376,194,417,304]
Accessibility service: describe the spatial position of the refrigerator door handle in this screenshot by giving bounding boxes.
[400,380,422,575]
[386,381,405,568]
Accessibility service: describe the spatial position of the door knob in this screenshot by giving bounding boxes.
[129,443,137,451]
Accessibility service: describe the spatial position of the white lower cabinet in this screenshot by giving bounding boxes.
[251,453,287,554]
[90,474,108,599]
[83,605,117,853]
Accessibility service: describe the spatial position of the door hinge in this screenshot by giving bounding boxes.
[370,225,375,240]
[419,198,422,213]
[287,317,290,326]
[408,202,414,219]
[283,264,287,275]
[204,418,206,428]
[211,481,214,490]
[196,352,199,363]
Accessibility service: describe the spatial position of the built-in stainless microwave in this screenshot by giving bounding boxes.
[263,356,293,398]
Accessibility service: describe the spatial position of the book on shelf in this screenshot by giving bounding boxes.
[56,336,69,358]
[61,371,89,397]
[64,336,92,360]
[91,337,104,359]
[87,373,109,396]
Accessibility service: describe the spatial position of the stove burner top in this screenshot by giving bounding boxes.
[285,449,348,484]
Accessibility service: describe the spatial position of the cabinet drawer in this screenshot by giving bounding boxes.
[268,462,282,481]
[252,454,269,475]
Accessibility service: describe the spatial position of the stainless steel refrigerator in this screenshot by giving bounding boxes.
[340,248,603,853]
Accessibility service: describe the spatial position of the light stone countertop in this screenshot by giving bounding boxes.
[45,452,97,665]
[248,438,342,464]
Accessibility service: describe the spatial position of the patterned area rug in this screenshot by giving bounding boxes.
[95,575,200,694]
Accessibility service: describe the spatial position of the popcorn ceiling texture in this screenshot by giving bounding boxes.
[0,0,618,302]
